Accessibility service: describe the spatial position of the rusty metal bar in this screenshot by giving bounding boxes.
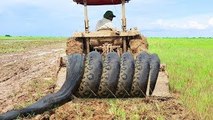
[121,0,126,32]
[86,38,90,53]
[84,0,89,33]
[123,37,127,52]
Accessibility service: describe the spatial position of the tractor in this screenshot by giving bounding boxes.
[0,0,161,119]
[66,0,160,98]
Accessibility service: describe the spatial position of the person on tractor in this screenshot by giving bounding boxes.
[96,10,116,31]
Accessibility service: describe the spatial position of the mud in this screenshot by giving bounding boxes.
[0,42,196,119]
[0,43,65,113]
[33,96,195,120]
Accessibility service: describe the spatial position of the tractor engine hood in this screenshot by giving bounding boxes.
[73,0,130,5]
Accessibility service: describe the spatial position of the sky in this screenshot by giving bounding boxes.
[0,0,213,37]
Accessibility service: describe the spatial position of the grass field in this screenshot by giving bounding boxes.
[148,37,213,119]
[0,36,212,119]
[0,36,65,54]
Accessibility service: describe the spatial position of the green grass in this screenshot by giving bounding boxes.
[0,36,64,40]
[0,36,66,54]
[108,100,126,119]
[148,37,213,119]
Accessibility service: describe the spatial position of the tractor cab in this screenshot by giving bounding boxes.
[67,0,148,57]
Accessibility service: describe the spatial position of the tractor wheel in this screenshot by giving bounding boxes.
[149,53,160,95]
[98,52,120,98]
[59,54,84,94]
[116,52,134,97]
[131,52,150,97]
[76,51,102,98]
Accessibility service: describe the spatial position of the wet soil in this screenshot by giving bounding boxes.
[0,43,197,120]
[0,43,65,113]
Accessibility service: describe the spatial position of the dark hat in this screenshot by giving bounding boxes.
[104,10,116,19]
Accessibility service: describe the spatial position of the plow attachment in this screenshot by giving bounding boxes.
[0,51,160,120]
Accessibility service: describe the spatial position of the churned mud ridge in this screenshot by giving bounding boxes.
[46,96,196,120]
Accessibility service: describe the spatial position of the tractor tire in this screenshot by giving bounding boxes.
[149,53,160,95]
[0,54,84,120]
[131,52,150,97]
[76,51,102,98]
[98,52,120,98]
[116,52,134,97]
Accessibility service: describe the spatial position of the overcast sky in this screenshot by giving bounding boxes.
[0,0,213,37]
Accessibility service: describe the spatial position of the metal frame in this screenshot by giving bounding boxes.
[121,0,126,32]
[121,0,127,52]
[83,0,128,53]
[84,0,89,33]
[83,0,127,32]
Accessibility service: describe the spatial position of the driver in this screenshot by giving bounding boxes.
[96,10,117,31]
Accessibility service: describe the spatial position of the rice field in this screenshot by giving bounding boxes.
[148,37,213,119]
[0,36,212,119]
[0,36,65,54]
